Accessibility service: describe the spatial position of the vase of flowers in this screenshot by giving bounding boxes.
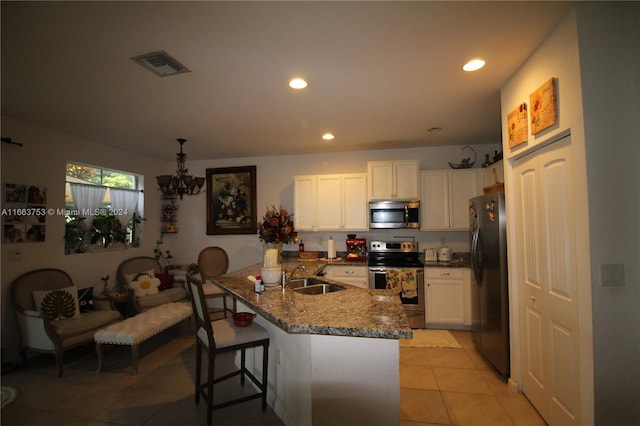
[258,206,295,262]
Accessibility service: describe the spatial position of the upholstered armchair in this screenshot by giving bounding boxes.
[10,268,121,377]
[116,256,187,312]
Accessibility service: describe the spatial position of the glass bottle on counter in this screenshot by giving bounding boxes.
[299,240,304,252]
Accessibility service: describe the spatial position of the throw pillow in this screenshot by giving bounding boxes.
[32,286,81,320]
[124,269,156,286]
[129,273,161,297]
[155,273,175,290]
[78,287,95,313]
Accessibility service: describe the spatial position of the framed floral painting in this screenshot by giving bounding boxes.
[206,166,257,235]
[530,77,558,135]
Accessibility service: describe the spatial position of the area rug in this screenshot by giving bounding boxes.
[1,386,18,409]
[400,329,461,348]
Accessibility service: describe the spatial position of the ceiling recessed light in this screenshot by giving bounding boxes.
[289,78,308,89]
[322,133,335,141]
[463,59,486,72]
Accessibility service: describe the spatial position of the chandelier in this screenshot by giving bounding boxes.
[156,138,205,199]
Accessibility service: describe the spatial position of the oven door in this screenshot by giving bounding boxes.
[369,267,425,328]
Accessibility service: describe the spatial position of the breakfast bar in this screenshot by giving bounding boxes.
[210,261,412,426]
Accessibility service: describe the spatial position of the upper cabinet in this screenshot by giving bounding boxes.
[421,169,480,231]
[294,173,368,231]
[367,160,419,200]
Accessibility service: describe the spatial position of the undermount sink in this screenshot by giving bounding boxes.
[288,276,330,289]
[293,283,346,295]
[288,276,346,295]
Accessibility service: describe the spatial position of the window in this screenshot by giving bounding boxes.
[65,162,143,254]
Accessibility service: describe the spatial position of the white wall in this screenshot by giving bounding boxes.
[575,3,640,424]
[1,115,166,361]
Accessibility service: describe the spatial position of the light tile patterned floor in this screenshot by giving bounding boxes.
[1,325,545,425]
[400,330,547,426]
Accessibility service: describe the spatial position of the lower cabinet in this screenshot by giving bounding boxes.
[425,268,471,328]
[323,265,369,289]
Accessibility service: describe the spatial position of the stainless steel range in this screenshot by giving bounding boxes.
[368,241,425,328]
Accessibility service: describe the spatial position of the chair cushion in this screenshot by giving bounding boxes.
[51,309,121,338]
[136,287,187,310]
[207,318,269,349]
[202,281,226,296]
[32,286,81,320]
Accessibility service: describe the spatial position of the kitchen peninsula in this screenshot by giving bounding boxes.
[209,261,412,426]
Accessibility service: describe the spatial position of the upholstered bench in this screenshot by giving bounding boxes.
[94,302,192,375]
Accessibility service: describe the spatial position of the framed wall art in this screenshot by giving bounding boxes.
[530,77,558,135]
[507,102,528,148]
[206,165,257,235]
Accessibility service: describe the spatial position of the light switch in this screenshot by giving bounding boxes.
[600,264,625,287]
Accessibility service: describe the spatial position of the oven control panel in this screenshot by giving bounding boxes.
[369,241,419,253]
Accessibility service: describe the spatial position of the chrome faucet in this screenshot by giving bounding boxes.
[288,264,307,282]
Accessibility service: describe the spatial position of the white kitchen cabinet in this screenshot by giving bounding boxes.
[421,169,479,231]
[294,173,367,231]
[323,265,368,289]
[367,160,419,200]
[294,175,317,230]
[425,268,471,328]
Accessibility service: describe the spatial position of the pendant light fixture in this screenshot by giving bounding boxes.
[156,138,205,199]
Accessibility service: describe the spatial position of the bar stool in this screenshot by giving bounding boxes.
[186,273,270,426]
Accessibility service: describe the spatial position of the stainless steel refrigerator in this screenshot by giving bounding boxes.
[470,192,509,381]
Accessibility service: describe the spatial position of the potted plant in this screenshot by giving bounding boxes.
[90,212,128,248]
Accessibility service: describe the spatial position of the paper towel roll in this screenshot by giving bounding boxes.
[328,237,336,259]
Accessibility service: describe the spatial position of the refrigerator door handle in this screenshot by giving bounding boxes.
[471,226,483,285]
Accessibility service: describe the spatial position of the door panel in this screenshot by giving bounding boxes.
[514,135,579,426]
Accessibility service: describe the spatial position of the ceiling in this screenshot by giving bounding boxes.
[1,1,572,161]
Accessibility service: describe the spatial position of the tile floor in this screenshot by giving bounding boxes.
[400,330,546,426]
[1,325,545,426]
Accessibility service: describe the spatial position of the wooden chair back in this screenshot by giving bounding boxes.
[186,273,216,350]
[197,247,229,281]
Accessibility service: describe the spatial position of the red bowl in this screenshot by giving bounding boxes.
[232,312,256,327]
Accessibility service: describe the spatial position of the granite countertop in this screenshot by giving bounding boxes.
[209,262,412,340]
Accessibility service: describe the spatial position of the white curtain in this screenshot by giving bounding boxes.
[109,188,139,229]
[70,183,107,229]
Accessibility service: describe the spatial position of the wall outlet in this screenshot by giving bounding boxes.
[600,263,625,287]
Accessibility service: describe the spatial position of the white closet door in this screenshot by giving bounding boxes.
[513,135,580,426]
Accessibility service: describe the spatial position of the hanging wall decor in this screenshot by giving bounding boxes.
[530,78,558,135]
[507,102,528,148]
[2,183,47,243]
[206,166,257,235]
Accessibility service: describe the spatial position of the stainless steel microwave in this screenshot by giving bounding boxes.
[369,200,420,229]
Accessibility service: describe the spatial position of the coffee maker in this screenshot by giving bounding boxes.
[346,236,367,261]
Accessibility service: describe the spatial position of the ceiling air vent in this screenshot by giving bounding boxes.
[131,51,190,77]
